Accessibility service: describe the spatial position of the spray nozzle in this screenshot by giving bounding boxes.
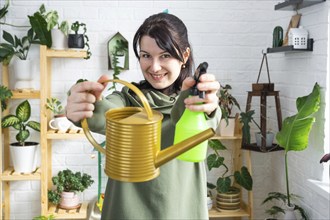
[191,62,208,98]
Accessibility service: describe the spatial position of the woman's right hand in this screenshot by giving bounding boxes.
[66,75,110,122]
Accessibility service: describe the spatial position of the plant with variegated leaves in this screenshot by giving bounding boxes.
[1,100,40,145]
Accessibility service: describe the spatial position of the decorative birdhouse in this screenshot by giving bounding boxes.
[288,26,308,49]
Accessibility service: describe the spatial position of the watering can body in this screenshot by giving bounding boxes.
[82,79,215,182]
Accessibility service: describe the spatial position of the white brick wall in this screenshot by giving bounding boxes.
[1,0,329,219]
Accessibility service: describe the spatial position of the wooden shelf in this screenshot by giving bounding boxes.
[211,135,242,140]
[241,143,284,152]
[48,202,88,219]
[46,129,85,139]
[11,89,40,99]
[0,167,41,181]
[274,0,326,11]
[209,201,250,218]
[39,45,89,219]
[45,47,87,58]
[267,39,314,53]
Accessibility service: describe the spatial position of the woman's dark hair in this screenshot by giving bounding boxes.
[133,12,194,93]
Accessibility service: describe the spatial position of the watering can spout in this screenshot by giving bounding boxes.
[155,128,215,167]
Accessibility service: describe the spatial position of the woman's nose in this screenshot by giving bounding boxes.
[149,58,162,73]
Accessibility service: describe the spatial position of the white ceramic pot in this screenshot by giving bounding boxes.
[48,114,73,132]
[51,29,68,50]
[59,191,80,210]
[207,196,213,210]
[13,59,34,89]
[255,131,274,147]
[283,204,297,220]
[218,118,236,136]
[10,142,38,173]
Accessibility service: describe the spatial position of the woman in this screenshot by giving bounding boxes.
[66,12,220,220]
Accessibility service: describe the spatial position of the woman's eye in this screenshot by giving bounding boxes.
[161,54,171,59]
[140,53,150,59]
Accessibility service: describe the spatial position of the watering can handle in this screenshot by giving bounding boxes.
[81,79,154,154]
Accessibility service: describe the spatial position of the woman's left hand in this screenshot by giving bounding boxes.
[182,73,220,115]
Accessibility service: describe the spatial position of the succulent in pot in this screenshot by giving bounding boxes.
[48,169,94,209]
[1,100,40,173]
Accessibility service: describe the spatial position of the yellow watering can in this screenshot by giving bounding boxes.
[82,79,215,182]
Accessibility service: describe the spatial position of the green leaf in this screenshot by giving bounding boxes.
[1,115,20,128]
[16,100,31,122]
[234,166,253,191]
[207,182,216,189]
[17,129,29,143]
[27,121,40,132]
[217,176,231,193]
[0,0,9,20]
[0,85,12,111]
[28,12,52,47]
[208,139,227,150]
[276,83,321,152]
[207,153,224,171]
[2,30,14,45]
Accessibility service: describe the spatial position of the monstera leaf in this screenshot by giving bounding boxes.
[276,83,321,152]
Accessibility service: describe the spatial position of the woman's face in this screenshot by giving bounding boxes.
[139,35,187,90]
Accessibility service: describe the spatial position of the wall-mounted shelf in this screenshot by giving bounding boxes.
[267,38,313,53]
[275,0,326,11]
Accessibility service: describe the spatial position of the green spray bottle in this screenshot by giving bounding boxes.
[174,62,210,162]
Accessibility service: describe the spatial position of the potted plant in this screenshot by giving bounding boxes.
[43,6,69,50]
[68,21,91,59]
[262,83,320,220]
[262,192,308,220]
[45,97,72,131]
[217,84,241,136]
[48,169,94,209]
[240,109,275,150]
[207,139,253,211]
[28,4,52,48]
[1,100,40,173]
[0,28,38,89]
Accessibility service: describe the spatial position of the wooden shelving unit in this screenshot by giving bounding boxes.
[208,120,253,220]
[1,47,88,219]
[39,45,88,219]
[1,64,42,220]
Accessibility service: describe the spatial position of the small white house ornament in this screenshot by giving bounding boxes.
[288,26,308,49]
